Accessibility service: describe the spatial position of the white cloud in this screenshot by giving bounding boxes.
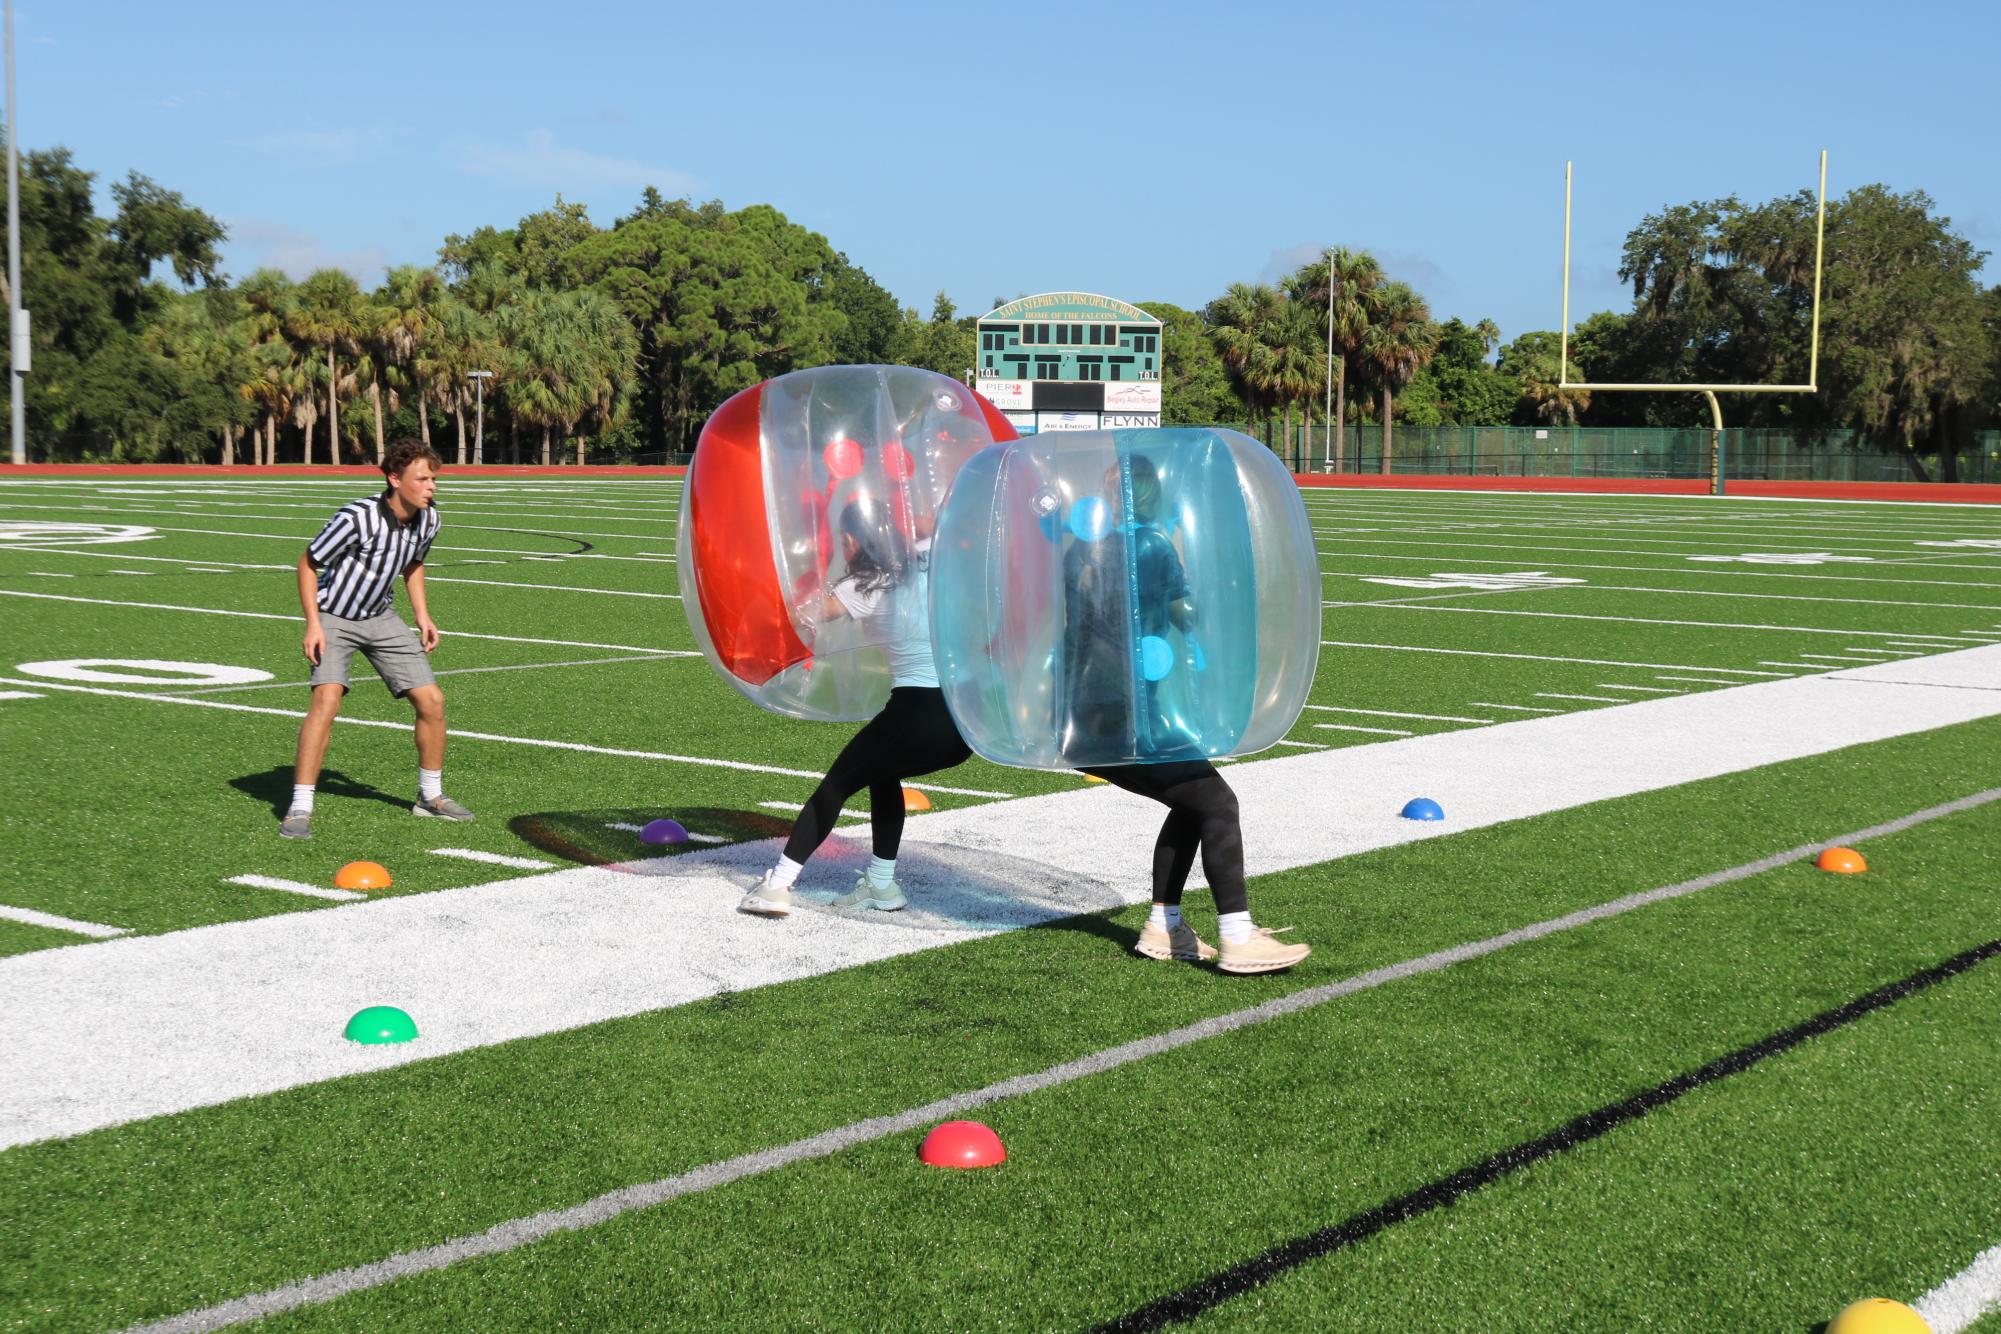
[228,220,391,284]
[455,128,697,195]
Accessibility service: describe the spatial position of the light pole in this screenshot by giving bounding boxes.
[1322,249,1337,472]
[6,0,25,467]
[467,370,492,465]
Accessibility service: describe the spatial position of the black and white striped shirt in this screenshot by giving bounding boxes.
[306,491,441,619]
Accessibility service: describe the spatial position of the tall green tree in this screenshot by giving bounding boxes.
[290,270,367,464]
[1137,301,1242,425]
[1287,248,1383,469]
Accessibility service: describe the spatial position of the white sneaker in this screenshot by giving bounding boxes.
[1133,920,1217,962]
[833,873,906,912]
[738,870,793,917]
[1218,926,1311,975]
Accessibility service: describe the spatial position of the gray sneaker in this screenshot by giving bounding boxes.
[279,809,312,840]
[833,873,906,912]
[413,794,475,822]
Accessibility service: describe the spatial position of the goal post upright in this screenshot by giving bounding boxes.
[1558,150,1828,495]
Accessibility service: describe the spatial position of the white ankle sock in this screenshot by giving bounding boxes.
[418,767,443,801]
[290,784,315,815]
[866,855,897,887]
[1146,904,1183,932]
[770,856,804,891]
[1218,911,1255,944]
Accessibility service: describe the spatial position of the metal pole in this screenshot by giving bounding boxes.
[1560,161,1573,386]
[1703,389,1724,497]
[1324,248,1334,471]
[473,374,484,465]
[6,0,23,466]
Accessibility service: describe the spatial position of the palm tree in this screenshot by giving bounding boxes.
[426,298,497,464]
[1359,281,1442,474]
[1290,248,1382,471]
[378,266,443,451]
[564,290,639,465]
[238,270,298,464]
[1207,283,1286,445]
[291,270,366,465]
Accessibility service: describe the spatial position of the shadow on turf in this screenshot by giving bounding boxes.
[508,807,792,867]
[229,766,409,819]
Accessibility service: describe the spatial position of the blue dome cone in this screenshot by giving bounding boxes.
[1400,797,1444,822]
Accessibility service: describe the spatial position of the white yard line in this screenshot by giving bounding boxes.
[760,800,869,818]
[1655,675,1754,686]
[1312,723,1416,736]
[1917,1240,2001,1333]
[428,849,556,871]
[0,904,127,938]
[603,822,726,844]
[1596,684,1681,694]
[423,576,679,599]
[6,645,1998,1151]
[1303,704,1493,724]
[0,689,44,700]
[226,875,365,903]
[0,589,686,655]
[1758,662,1838,671]
[1371,603,1974,642]
[178,653,694,695]
[1468,702,1563,713]
[1535,693,1623,703]
[1317,638,1782,676]
[0,676,1014,797]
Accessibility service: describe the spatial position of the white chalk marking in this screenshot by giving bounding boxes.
[1758,662,1839,671]
[1468,702,1563,713]
[1304,704,1493,724]
[1655,675,1753,686]
[1313,723,1416,736]
[428,849,556,871]
[226,875,364,903]
[0,689,44,700]
[16,658,273,687]
[1916,1240,2001,1333]
[1595,684,1681,694]
[1272,739,1332,750]
[0,904,128,938]
[22,570,72,577]
[1535,693,1623,704]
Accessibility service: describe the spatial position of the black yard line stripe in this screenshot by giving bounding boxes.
[1094,937,2001,1333]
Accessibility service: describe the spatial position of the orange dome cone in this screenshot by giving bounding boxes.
[1816,847,1868,874]
[334,861,393,891]
[902,787,931,813]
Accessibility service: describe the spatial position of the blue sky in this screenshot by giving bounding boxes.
[18,0,1998,343]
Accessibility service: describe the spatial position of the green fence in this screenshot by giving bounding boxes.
[1228,425,2001,485]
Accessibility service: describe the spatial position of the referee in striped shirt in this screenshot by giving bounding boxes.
[281,438,473,838]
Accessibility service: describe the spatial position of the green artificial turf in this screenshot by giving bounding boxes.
[4,711,1997,1331]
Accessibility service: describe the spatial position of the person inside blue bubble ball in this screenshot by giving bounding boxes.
[1060,455,1310,975]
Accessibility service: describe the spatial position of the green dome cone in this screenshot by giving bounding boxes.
[345,1006,418,1044]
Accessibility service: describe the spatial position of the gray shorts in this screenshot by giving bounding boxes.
[309,610,438,697]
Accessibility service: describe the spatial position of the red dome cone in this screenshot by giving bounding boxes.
[918,1119,1005,1169]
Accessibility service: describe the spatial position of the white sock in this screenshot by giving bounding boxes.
[866,855,897,887]
[418,767,443,801]
[290,784,315,815]
[1218,911,1255,944]
[769,856,804,892]
[1147,903,1183,932]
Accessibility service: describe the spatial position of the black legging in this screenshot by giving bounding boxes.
[1080,759,1248,916]
[784,687,972,864]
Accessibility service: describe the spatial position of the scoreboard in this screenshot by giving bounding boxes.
[973,292,1164,434]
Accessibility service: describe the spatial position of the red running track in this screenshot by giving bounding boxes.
[6,463,1999,503]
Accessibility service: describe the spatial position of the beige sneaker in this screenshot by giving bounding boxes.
[738,870,793,917]
[833,873,906,912]
[1133,920,1217,962]
[1218,926,1310,975]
